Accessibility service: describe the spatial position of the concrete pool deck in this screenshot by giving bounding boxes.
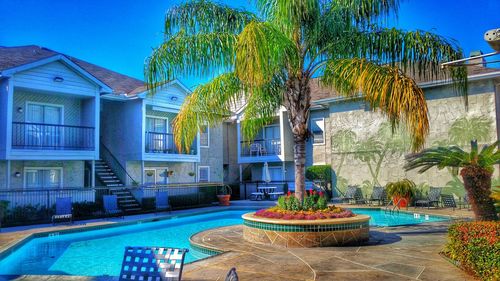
[0,202,474,280]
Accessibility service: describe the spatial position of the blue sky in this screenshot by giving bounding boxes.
[1,0,499,89]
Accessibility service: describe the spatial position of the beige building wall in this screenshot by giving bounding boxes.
[310,79,499,197]
[199,123,224,182]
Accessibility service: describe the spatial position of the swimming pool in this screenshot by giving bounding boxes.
[0,208,448,276]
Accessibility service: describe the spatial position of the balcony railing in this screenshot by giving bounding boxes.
[12,122,95,150]
[240,138,281,156]
[145,132,197,155]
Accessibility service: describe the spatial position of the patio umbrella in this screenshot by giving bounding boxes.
[262,162,271,183]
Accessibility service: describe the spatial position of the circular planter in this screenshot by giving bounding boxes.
[242,212,370,248]
[392,196,410,208]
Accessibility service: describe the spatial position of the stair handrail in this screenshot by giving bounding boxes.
[99,141,137,186]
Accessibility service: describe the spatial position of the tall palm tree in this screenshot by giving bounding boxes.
[146,0,467,201]
[448,116,492,146]
[405,140,499,221]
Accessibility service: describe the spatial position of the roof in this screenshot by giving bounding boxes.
[310,64,500,104]
[0,45,144,95]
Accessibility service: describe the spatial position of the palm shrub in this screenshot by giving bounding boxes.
[405,140,499,221]
[386,179,416,199]
[146,0,467,202]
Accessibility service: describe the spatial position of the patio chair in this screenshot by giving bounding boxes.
[341,186,358,203]
[441,194,457,210]
[353,187,368,204]
[225,267,239,281]
[103,195,123,218]
[156,191,172,213]
[368,186,386,206]
[119,246,189,281]
[52,197,73,224]
[249,143,262,156]
[415,187,442,209]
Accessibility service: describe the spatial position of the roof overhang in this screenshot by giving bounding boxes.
[0,54,113,93]
[135,79,192,98]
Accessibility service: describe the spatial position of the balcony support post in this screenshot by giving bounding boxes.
[91,160,95,187]
[6,160,11,189]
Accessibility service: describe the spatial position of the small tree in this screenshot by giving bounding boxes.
[405,140,499,221]
[305,165,332,197]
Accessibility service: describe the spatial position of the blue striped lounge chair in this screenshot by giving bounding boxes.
[103,195,123,218]
[119,246,189,281]
[52,197,72,224]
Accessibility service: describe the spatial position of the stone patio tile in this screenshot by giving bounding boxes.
[315,270,415,281]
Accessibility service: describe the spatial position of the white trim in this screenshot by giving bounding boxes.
[136,79,192,98]
[311,117,325,145]
[197,166,210,182]
[23,166,63,189]
[200,124,210,148]
[1,54,113,93]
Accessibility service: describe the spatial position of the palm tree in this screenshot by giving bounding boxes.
[448,116,492,146]
[146,0,467,201]
[331,129,357,177]
[405,140,499,221]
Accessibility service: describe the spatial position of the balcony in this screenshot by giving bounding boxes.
[240,138,281,157]
[12,122,95,150]
[145,132,197,155]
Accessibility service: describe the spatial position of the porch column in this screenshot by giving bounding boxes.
[91,160,95,187]
[6,160,11,188]
[141,161,145,185]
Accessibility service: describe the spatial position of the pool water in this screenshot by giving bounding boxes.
[0,208,448,276]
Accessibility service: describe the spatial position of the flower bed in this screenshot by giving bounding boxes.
[254,206,354,220]
[445,221,500,281]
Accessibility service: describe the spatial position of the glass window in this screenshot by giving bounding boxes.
[200,124,209,147]
[311,118,325,144]
[146,117,168,133]
[25,168,62,188]
[198,166,210,182]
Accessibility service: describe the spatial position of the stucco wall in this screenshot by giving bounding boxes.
[312,80,498,197]
[0,160,84,189]
[200,123,224,182]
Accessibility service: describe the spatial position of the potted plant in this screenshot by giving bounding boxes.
[405,140,499,221]
[217,185,232,206]
[386,179,416,208]
[188,172,195,177]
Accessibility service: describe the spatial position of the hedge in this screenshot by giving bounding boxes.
[445,221,500,281]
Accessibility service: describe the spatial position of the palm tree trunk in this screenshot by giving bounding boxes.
[294,137,307,202]
[284,76,311,202]
[461,166,499,221]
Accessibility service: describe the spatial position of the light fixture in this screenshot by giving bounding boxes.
[14,172,21,178]
[53,76,64,82]
[170,96,178,101]
[17,107,23,113]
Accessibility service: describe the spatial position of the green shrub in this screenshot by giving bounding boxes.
[317,196,327,210]
[72,201,103,218]
[303,195,315,210]
[446,221,500,281]
[277,195,287,209]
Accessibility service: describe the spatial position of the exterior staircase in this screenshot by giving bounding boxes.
[94,159,141,213]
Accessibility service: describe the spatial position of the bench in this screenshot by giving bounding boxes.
[269,191,284,200]
[250,192,264,201]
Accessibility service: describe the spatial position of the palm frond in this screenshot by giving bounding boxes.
[173,73,242,152]
[235,21,299,87]
[165,0,257,35]
[332,0,399,24]
[145,31,237,92]
[323,58,429,151]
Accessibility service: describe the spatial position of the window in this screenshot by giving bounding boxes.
[24,168,62,188]
[200,124,209,147]
[146,117,170,151]
[26,102,63,147]
[144,168,169,185]
[198,166,210,182]
[311,118,325,144]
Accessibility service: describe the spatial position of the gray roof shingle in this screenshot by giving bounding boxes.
[0,45,144,94]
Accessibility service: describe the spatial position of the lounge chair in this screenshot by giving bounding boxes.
[415,187,441,208]
[353,187,368,204]
[52,197,72,224]
[103,195,123,218]
[225,267,239,281]
[368,186,386,206]
[341,186,358,203]
[119,246,189,281]
[156,191,172,213]
[441,194,457,210]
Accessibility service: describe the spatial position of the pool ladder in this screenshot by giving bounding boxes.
[384,197,408,214]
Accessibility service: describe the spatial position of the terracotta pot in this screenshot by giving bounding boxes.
[392,196,410,208]
[217,194,231,206]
